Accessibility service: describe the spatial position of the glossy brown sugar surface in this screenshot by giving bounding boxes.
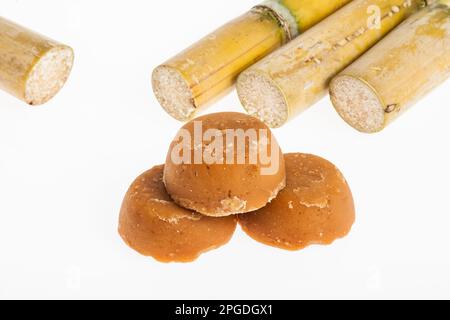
[119,165,237,263]
[164,112,286,217]
[239,153,355,251]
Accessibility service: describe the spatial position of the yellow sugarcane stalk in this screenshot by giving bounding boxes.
[0,17,74,105]
[152,0,351,122]
[330,2,450,133]
[237,0,429,128]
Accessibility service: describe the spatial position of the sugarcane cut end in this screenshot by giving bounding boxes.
[237,70,288,128]
[152,65,197,122]
[24,46,74,106]
[330,75,385,134]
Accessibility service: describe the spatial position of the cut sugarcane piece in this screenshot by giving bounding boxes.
[330,2,450,133]
[152,8,286,122]
[237,0,428,128]
[0,17,74,105]
[152,0,352,122]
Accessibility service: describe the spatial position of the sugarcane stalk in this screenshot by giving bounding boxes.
[330,2,450,133]
[237,0,428,128]
[152,0,351,122]
[0,17,74,105]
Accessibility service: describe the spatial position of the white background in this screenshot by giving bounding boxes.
[1,0,450,300]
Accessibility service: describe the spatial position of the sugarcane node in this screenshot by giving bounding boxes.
[163,112,286,217]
